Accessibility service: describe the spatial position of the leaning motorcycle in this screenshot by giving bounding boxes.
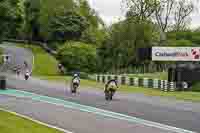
[104,86,116,101]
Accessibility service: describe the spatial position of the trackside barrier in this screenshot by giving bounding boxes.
[96,75,179,92]
[0,76,6,90]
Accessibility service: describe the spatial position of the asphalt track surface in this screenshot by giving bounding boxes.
[0,94,177,133]
[0,43,199,133]
[0,42,33,74]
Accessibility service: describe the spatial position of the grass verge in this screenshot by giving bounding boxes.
[0,109,63,133]
[126,72,168,80]
[16,44,59,76]
[0,47,3,64]
[39,76,200,102]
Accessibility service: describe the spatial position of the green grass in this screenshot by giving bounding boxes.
[126,72,168,80]
[17,44,59,76]
[0,47,3,64]
[39,76,200,102]
[0,110,63,133]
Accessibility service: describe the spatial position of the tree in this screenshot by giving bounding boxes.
[57,41,97,73]
[23,0,40,41]
[173,0,194,31]
[78,0,106,46]
[48,10,88,42]
[123,0,159,22]
[155,0,174,33]
[39,0,75,41]
[98,18,156,73]
[78,0,104,28]
[155,0,195,32]
[0,0,23,39]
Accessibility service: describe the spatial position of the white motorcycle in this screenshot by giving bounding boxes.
[71,78,80,94]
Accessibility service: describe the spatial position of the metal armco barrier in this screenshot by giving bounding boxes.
[96,75,177,92]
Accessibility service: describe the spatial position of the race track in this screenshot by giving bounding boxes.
[0,42,199,133]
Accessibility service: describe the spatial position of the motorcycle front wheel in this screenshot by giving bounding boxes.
[25,75,29,80]
[71,85,78,93]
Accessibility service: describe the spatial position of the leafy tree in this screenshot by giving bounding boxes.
[123,0,159,22]
[98,18,157,73]
[167,30,200,46]
[57,41,97,73]
[78,0,106,46]
[39,0,75,41]
[23,0,40,41]
[173,0,194,31]
[48,10,88,42]
[0,0,23,39]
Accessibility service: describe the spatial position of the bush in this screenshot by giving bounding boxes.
[79,72,89,79]
[57,41,97,73]
[168,39,193,46]
[191,82,200,92]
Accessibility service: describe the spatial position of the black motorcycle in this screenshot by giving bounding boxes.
[71,81,79,94]
[105,88,116,101]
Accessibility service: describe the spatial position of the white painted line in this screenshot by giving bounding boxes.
[0,108,73,133]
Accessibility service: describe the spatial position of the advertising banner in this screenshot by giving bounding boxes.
[152,47,200,61]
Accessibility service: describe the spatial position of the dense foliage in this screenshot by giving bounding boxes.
[0,0,23,39]
[57,41,97,73]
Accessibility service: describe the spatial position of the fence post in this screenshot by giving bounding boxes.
[121,76,126,85]
[134,78,139,87]
[99,75,102,83]
[169,82,175,92]
[160,80,164,91]
[149,79,153,88]
[96,75,100,82]
[164,80,168,92]
[153,79,159,89]
[102,75,105,83]
[139,78,143,87]
[125,76,130,85]
[143,78,149,88]
[130,77,134,86]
